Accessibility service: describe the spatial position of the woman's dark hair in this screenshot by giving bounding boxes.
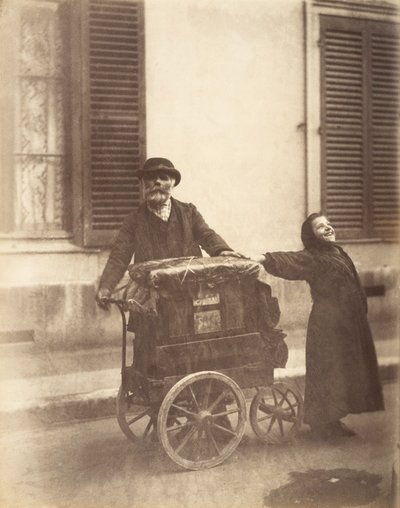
[301,212,326,250]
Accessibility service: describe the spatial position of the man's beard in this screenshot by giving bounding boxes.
[145,188,171,206]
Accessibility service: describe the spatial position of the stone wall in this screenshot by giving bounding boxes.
[0,266,397,350]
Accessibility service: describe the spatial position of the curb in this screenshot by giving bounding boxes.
[0,363,397,433]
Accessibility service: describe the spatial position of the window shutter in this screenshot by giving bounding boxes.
[320,17,366,238]
[320,16,399,241]
[370,23,399,240]
[82,0,145,247]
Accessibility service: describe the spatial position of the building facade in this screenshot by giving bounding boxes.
[0,0,398,349]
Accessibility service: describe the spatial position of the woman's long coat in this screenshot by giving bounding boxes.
[262,247,384,425]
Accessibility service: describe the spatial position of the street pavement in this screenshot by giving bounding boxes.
[0,380,398,508]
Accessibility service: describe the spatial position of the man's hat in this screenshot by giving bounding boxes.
[138,157,181,186]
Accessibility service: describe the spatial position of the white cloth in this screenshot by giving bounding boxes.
[147,198,171,221]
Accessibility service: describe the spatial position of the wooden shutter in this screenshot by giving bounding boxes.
[370,22,399,240]
[320,16,399,240]
[321,17,366,238]
[82,0,145,247]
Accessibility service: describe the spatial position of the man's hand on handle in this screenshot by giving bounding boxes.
[96,287,112,310]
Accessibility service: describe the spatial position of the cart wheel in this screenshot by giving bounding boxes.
[157,371,247,470]
[250,382,303,444]
[116,385,159,445]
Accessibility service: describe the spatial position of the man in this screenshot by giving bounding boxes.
[96,157,241,309]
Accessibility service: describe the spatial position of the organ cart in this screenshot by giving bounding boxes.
[111,256,303,470]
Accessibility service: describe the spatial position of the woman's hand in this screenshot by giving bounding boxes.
[252,254,266,264]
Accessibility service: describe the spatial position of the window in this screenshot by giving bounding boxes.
[0,0,145,247]
[320,15,399,240]
[0,0,70,237]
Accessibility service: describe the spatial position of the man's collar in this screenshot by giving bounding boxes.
[146,198,172,221]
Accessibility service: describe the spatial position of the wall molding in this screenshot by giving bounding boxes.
[312,0,399,17]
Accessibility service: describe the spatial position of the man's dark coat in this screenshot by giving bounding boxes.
[99,198,232,387]
[99,198,232,291]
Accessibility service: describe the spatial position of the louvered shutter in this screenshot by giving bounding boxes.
[321,17,366,238]
[370,22,399,240]
[320,16,399,240]
[82,0,145,247]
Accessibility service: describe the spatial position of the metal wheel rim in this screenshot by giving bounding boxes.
[250,382,303,444]
[157,371,247,470]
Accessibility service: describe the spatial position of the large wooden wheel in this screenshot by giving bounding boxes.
[157,371,247,470]
[249,382,303,444]
[116,385,159,445]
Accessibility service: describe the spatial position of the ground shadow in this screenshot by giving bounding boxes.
[264,468,382,507]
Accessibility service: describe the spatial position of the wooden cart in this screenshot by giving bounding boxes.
[112,256,303,470]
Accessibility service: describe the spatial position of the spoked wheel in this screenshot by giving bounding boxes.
[250,382,303,444]
[157,371,247,470]
[116,385,159,445]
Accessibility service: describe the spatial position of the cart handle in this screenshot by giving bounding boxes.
[108,299,128,373]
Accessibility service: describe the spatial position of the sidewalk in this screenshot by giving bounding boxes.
[0,328,398,432]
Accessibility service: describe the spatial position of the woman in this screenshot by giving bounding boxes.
[253,213,384,438]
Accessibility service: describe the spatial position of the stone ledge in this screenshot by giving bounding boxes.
[0,362,396,434]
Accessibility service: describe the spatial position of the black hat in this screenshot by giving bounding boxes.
[138,157,181,186]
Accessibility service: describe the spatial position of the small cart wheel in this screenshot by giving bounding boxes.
[157,371,247,470]
[250,382,303,444]
[116,385,159,445]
